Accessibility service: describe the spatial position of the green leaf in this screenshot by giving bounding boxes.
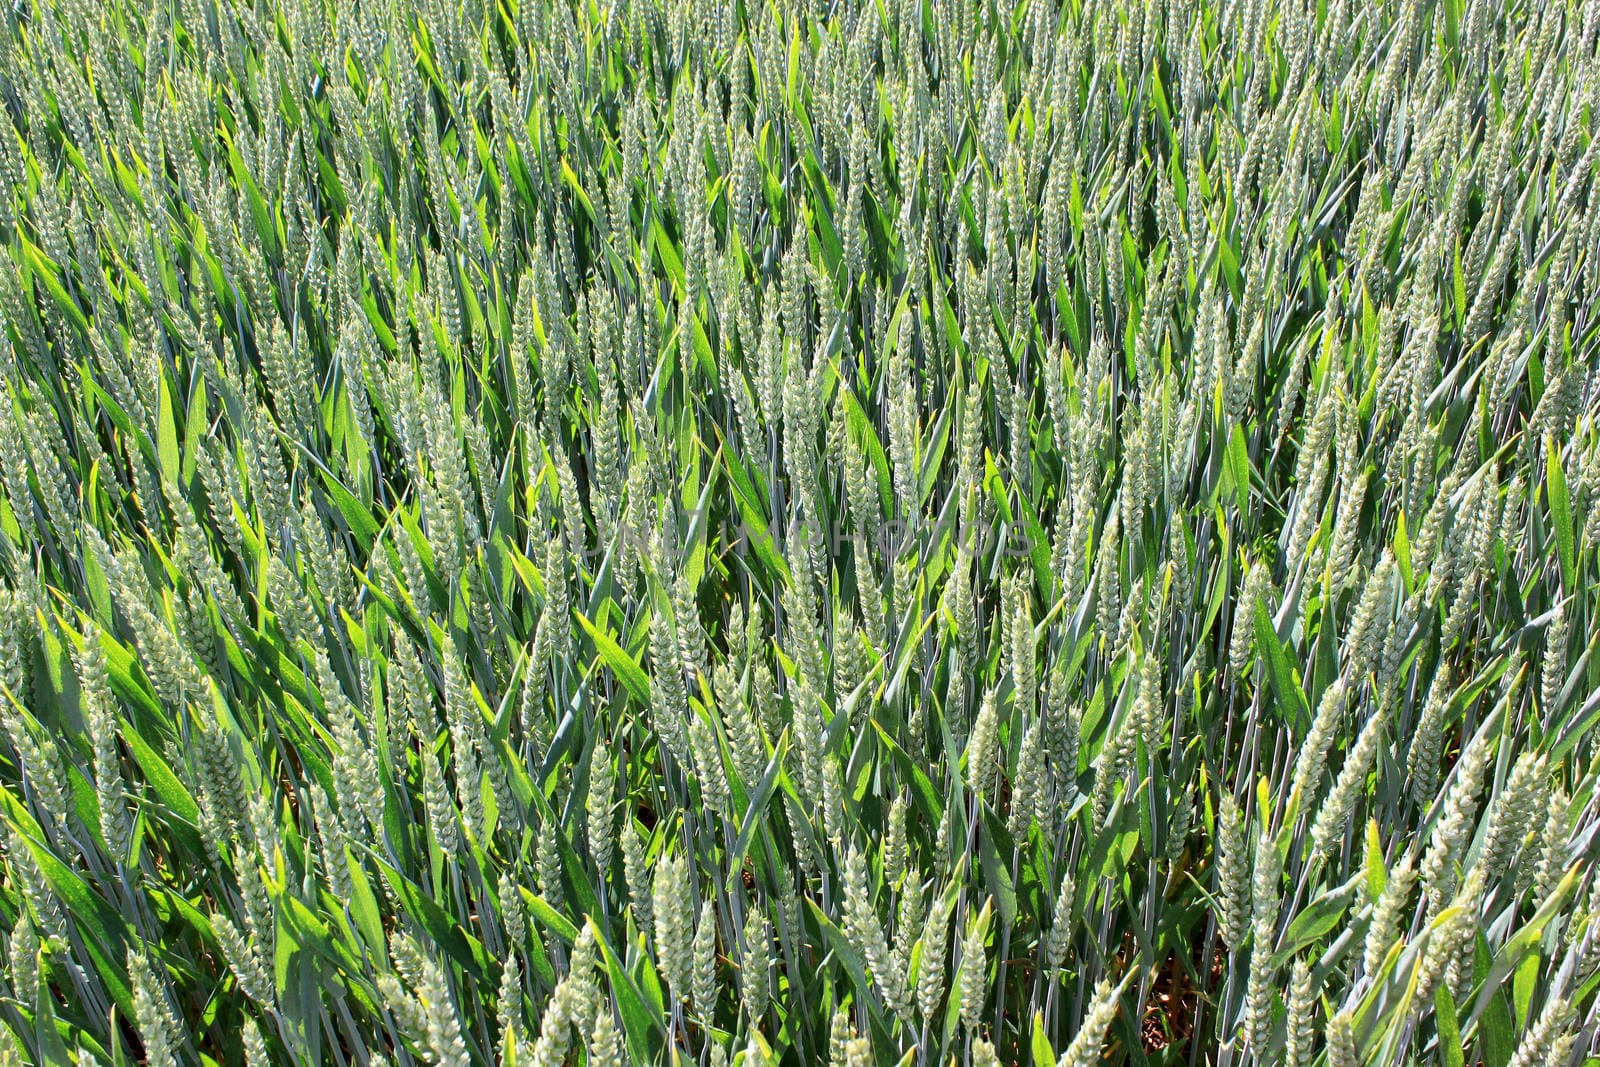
[181,374,207,486]
[31,966,71,1067]
[1365,820,1387,901]
[587,916,667,1062]
[1,801,133,1022]
[375,860,494,976]
[716,431,792,585]
[871,719,943,828]
[315,465,380,551]
[805,897,888,1037]
[1435,985,1464,1067]
[1254,598,1307,728]
[1031,1012,1055,1067]
[1393,511,1414,590]
[116,718,204,857]
[344,851,387,962]
[1225,423,1252,511]
[1547,436,1575,593]
[978,809,1018,928]
[1275,881,1352,963]
[724,730,788,893]
[652,220,685,291]
[1512,946,1541,1028]
[524,893,579,944]
[839,387,895,515]
[157,372,181,488]
[576,609,652,707]
[20,239,90,336]
[1479,988,1514,1067]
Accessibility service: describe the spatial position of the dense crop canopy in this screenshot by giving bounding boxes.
[0,0,1597,1063]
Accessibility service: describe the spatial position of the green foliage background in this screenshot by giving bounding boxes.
[0,0,1596,1063]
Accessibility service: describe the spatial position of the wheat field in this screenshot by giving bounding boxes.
[0,0,1596,1062]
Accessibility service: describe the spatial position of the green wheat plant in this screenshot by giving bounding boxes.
[0,0,1596,1062]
